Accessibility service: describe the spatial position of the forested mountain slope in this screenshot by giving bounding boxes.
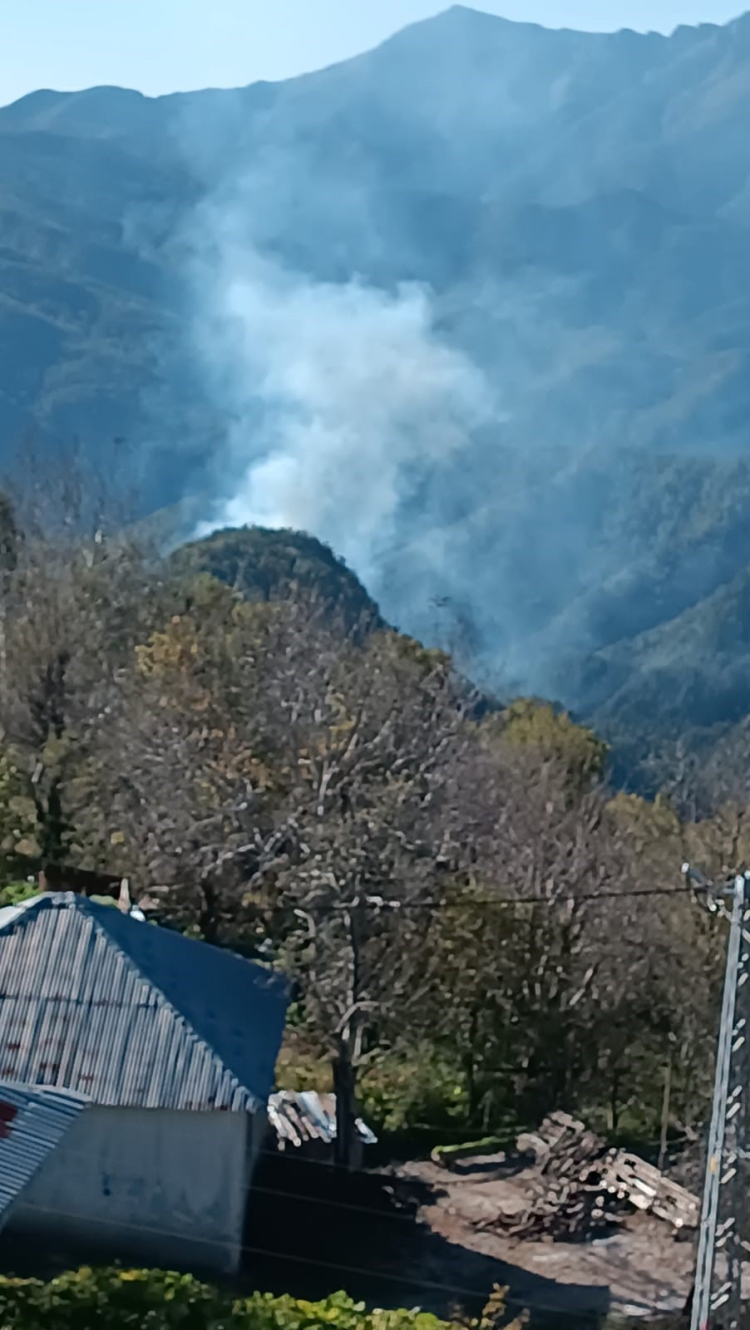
[3,8,750,765]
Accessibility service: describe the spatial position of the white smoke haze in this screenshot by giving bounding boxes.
[114,11,750,751]
[191,223,495,594]
[175,107,638,702]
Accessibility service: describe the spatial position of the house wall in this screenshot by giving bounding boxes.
[8,1105,252,1274]
[248,1105,269,1172]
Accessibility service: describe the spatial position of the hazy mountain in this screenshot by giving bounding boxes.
[3,6,750,771]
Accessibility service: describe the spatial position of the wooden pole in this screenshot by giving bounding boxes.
[659,1046,673,1174]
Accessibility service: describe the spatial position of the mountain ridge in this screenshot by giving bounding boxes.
[3,6,750,781]
[1,6,743,133]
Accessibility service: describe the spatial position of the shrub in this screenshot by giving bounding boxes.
[275,1036,472,1138]
[357,1048,470,1136]
[0,1268,464,1330]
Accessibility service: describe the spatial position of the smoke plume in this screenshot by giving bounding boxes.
[170,7,750,732]
[190,215,495,601]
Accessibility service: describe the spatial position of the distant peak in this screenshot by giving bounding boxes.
[74,85,147,100]
[393,4,644,42]
[3,84,145,112]
[444,4,501,15]
[429,4,540,28]
[375,2,551,56]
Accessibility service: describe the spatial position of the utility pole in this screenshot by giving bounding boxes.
[684,866,750,1330]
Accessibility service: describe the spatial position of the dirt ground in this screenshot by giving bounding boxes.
[393,1153,695,1322]
[240,1145,696,1326]
[0,1147,696,1327]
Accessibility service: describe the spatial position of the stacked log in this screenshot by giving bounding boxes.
[499,1112,619,1241]
[480,1111,699,1243]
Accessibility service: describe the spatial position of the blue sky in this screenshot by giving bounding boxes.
[1,0,744,107]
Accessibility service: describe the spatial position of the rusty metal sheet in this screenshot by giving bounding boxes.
[0,1081,88,1229]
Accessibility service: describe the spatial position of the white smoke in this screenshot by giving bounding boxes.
[193,238,494,589]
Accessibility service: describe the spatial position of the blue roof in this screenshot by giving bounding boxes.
[0,1082,88,1228]
[0,894,288,1111]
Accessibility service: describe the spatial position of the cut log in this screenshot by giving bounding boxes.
[478,1113,698,1242]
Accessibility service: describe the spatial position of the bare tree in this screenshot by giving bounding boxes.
[0,472,159,868]
[67,539,727,1151]
[222,604,476,1164]
[96,582,480,1161]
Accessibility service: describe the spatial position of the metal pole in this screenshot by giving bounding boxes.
[721,894,750,1330]
[691,874,746,1330]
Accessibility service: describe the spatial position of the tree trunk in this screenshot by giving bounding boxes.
[333,1049,358,1171]
[463,1006,481,1125]
[198,880,219,943]
[658,1049,673,1173]
[38,775,67,865]
[608,1066,621,1135]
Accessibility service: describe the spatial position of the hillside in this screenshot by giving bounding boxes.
[3,8,750,768]
[172,527,382,632]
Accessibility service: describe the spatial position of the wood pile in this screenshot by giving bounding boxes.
[497,1112,618,1241]
[600,1151,699,1231]
[481,1112,699,1243]
[267,1090,378,1152]
[516,1111,604,1171]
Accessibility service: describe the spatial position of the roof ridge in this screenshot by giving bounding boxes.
[0,892,285,1109]
[0,893,255,1109]
[0,893,47,932]
[85,900,257,1110]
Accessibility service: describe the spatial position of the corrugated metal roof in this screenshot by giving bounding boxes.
[0,894,288,1112]
[268,1091,377,1149]
[0,897,39,931]
[0,1081,88,1229]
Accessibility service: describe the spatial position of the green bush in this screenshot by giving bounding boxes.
[0,881,38,910]
[0,1268,463,1330]
[358,1048,470,1135]
[276,1037,473,1138]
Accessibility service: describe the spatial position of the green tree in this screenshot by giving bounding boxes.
[486,698,609,789]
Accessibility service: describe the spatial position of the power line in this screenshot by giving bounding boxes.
[286,885,696,909]
[4,1108,697,1190]
[57,1151,699,1233]
[128,882,699,914]
[6,1194,661,1323]
[14,880,703,928]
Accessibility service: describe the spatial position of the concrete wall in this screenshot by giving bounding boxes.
[248,1105,269,1172]
[8,1105,251,1274]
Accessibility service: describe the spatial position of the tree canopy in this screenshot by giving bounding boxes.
[0,489,738,1161]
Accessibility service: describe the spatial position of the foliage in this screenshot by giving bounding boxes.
[274,1035,333,1095]
[170,528,382,638]
[484,700,609,789]
[0,1268,468,1330]
[357,1048,472,1136]
[0,477,167,870]
[0,478,736,1155]
[0,879,38,909]
[0,751,42,871]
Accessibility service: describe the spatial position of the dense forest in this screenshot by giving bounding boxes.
[0,473,745,1165]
